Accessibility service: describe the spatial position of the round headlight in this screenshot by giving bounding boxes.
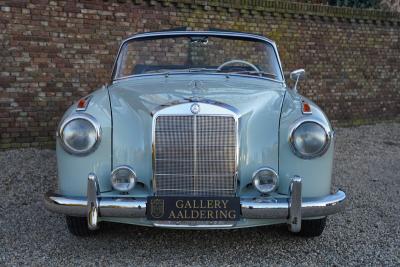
[252,168,279,193]
[290,121,330,159]
[59,114,101,155]
[111,166,136,192]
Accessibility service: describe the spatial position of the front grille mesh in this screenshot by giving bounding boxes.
[154,115,237,196]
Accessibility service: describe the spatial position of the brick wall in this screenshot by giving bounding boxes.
[381,0,400,12]
[0,0,399,149]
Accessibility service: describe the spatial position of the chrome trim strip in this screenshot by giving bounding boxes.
[153,223,235,228]
[113,72,285,85]
[193,115,198,192]
[124,31,277,47]
[155,188,236,192]
[301,109,313,115]
[110,31,285,84]
[58,113,102,156]
[288,176,302,233]
[151,98,240,116]
[288,118,333,160]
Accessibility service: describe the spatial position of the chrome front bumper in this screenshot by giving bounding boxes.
[44,174,346,232]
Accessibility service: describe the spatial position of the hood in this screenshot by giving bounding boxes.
[108,74,286,194]
[109,74,285,116]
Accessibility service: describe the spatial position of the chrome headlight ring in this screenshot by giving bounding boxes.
[289,119,332,159]
[252,167,279,194]
[58,113,101,156]
[111,165,137,192]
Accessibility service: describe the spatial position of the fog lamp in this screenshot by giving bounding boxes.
[252,168,279,193]
[111,166,136,192]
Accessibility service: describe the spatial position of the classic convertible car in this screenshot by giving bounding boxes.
[44,30,346,237]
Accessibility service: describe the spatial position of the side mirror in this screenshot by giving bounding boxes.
[290,69,305,92]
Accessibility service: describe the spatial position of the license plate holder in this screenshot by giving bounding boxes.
[147,196,240,221]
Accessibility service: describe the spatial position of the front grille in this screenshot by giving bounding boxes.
[153,115,237,196]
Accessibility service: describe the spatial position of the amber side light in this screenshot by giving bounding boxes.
[302,102,312,114]
[76,96,92,111]
[77,99,86,109]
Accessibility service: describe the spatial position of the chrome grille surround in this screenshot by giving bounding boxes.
[152,102,239,197]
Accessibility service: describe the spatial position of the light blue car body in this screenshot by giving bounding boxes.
[54,31,337,228]
[56,75,333,228]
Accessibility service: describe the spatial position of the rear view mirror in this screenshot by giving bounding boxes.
[290,69,305,92]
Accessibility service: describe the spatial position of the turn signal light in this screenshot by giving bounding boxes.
[302,101,312,114]
[77,99,86,108]
[76,96,92,111]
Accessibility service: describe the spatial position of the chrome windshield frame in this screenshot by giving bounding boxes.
[110,31,286,85]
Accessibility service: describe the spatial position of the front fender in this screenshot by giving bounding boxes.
[57,86,112,196]
[279,91,334,198]
[109,88,153,193]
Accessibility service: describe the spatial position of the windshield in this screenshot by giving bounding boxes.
[114,34,283,81]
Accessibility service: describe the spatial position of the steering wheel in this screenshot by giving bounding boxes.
[217,59,260,73]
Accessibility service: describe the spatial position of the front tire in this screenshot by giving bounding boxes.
[296,217,327,237]
[66,216,98,237]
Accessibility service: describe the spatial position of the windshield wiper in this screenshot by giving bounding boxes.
[227,70,278,78]
[144,68,218,75]
[174,68,218,73]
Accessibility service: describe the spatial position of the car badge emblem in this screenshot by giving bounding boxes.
[190,103,200,114]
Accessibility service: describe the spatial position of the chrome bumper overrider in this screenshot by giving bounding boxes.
[44,174,346,232]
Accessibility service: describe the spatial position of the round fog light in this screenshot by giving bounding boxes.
[252,168,278,193]
[111,166,136,192]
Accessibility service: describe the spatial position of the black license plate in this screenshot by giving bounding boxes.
[147,196,240,221]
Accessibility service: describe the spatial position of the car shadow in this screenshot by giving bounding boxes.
[94,221,295,240]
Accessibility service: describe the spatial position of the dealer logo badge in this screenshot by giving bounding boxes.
[150,198,164,218]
